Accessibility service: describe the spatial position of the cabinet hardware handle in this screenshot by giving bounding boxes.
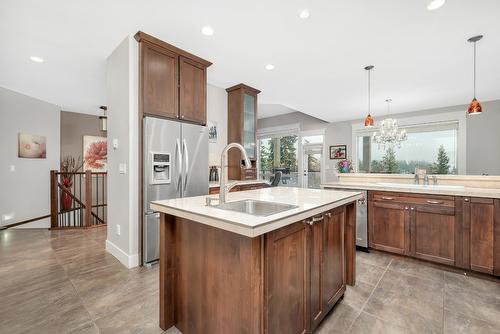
[325,212,332,218]
[464,198,470,202]
[426,200,443,204]
[312,215,324,223]
[410,207,415,210]
[303,219,313,226]
[405,207,409,210]
[381,196,394,201]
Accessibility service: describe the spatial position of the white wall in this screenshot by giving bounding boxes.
[0,87,60,228]
[207,84,228,166]
[105,36,139,268]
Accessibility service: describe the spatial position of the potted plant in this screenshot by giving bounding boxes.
[336,159,353,174]
[60,156,83,211]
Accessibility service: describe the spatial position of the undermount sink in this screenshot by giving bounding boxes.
[213,199,298,217]
[376,182,465,190]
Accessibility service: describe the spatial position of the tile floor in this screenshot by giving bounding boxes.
[1,228,499,334]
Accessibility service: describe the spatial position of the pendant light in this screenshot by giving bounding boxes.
[99,105,107,132]
[364,65,375,127]
[467,35,483,116]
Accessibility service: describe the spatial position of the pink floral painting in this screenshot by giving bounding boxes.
[83,136,107,172]
[18,133,46,158]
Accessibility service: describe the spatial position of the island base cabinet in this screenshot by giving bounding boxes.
[265,207,348,334]
[159,203,356,334]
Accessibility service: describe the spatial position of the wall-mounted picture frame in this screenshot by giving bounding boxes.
[330,145,347,160]
[208,120,217,143]
[18,133,47,158]
[83,135,107,172]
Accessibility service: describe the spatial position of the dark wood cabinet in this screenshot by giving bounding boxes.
[457,197,500,275]
[265,222,308,334]
[265,208,346,334]
[310,208,346,331]
[141,41,179,119]
[179,56,206,124]
[136,31,211,125]
[226,84,260,180]
[368,195,410,255]
[369,191,500,277]
[410,204,457,266]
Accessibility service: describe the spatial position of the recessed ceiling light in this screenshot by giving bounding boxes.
[299,9,310,19]
[265,64,275,70]
[30,56,44,63]
[201,26,214,36]
[427,0,446,11]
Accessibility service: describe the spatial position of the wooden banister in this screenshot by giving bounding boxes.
[50,170,58,228]
[85,170,92,228]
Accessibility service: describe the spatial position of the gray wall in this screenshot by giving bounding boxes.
[258,111,327,131]
[0,87,60,228]
[106,35,139,268]
[60,111,105,160]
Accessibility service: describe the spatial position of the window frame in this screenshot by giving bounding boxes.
[351,110,467,174]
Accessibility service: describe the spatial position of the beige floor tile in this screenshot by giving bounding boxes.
[388,257,445,282]
[443,309,500,334]
[349,312,417,334]
[315,303,360,334]
[355,261,386,286]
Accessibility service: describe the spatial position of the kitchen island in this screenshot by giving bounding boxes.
[151,187,362,334]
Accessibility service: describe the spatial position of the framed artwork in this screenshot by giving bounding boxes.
[330,145,347,160]
[83,136,107,172]
[18,133,46,158]
[208,121,218,143]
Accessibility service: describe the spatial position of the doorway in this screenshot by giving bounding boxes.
[301,135,324,189]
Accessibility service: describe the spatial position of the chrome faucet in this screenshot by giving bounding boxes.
[218,143,252,204]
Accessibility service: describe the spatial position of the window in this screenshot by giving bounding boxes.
[356,122,458,174]
[259,135,299,186]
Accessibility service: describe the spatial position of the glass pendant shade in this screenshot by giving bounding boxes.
[467,98,482,115]
[99,105,107,132]
[364,114,374,127]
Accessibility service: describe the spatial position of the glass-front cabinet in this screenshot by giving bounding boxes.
[243,93,256,159]
[226,84,260,180]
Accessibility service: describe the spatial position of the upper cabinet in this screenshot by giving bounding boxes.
[226,84,260,180]
[135,31,212,125]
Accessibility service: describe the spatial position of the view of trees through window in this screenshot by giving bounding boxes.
[357,128,457,174]
[259,135,299,185]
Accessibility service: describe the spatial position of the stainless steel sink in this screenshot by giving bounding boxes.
[213,199,298,217]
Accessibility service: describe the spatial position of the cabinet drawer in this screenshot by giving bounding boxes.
[372,192,455,208]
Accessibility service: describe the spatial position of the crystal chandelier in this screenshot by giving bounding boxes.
[372,99,407,150]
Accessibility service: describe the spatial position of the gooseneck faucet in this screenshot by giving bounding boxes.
[219,143,252,204]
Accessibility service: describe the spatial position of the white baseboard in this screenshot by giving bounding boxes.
[105,239,139,269]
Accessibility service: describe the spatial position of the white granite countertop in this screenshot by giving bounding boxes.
[151,187,362,237]
[321,182,500,199]
[208,179,269,188]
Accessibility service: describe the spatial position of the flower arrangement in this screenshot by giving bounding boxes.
[336,159,353,173]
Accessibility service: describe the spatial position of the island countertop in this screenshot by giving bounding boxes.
[151,187,362,237]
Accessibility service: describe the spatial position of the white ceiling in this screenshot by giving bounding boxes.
[1,0,499,121]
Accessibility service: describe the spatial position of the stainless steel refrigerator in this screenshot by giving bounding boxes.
[143,116,208,264]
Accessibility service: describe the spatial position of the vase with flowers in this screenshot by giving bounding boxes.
[336,159,353,174]
[60,156,83,211]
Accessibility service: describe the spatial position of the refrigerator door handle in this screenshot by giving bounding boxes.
[175,138,182,191]
[182,138,189,189]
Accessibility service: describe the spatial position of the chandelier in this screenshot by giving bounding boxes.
[372,99,407,150]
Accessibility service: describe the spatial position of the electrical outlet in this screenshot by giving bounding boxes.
[119,163,127,174]
[116,224,121,236]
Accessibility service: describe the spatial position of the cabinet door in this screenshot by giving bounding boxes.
[179,56,206,125]
[369,200,409,255]
[265,222,308,334]
[469,198,495,274]
[411,204,456,266]
[141,42,178,119]
[242,93,256,159]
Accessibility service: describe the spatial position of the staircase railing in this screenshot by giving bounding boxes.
[50,170,107,229]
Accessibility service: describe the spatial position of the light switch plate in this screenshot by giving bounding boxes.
[119,163,127,174]
[112,138,119,149]
[116,224,121,235]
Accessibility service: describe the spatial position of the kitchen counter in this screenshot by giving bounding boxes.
[321,181,500,199]
[155,186,361,333]
[152,187,362,237]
